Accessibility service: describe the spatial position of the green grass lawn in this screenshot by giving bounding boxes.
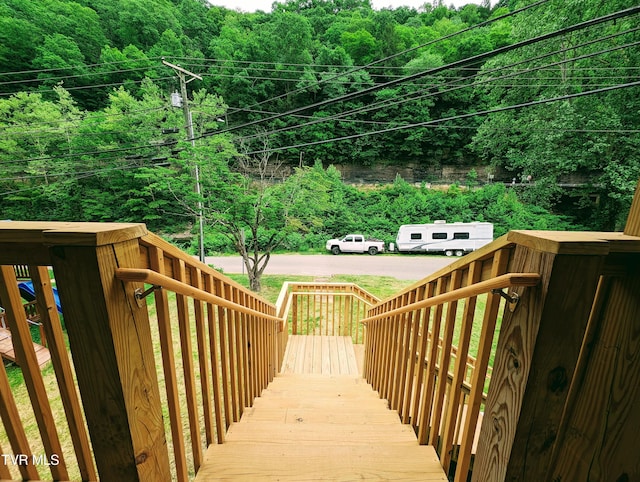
[225,273,417,304]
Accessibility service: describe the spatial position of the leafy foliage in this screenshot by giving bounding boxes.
[0,0,639,293]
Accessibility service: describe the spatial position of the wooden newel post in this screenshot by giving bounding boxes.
[471,240,606,482]
[50,235,171,481]
[544,179,640,481]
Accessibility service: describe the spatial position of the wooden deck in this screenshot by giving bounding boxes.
[281,335,361,375]
[0,326,50,367]
[196,336,447,481]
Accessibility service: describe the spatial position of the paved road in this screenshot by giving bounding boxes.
[204,253,456,281]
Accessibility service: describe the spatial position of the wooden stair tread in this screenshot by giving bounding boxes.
[196,373,447,481]
[251,396,388,410]
[197,443,447,481]
[240,407,402,424]
[225,421,419,444]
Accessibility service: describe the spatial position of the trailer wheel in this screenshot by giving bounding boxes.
[331,246,341,255]
[445,250,453,257]
[455,250,464,257]
[368,246,378,255]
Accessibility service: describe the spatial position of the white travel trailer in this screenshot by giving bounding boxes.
[395,221,493,256]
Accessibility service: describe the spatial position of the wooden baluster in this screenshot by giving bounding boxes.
[192,267,214,446]
[291,293,298,335]
[227,288,239,422]
[396,290,418,419]
[402,285,426,424]
[455,249,510,482]
[0,360,40,480]
[31,265,97,481]
[172,259,203,472]
[411,282,434,431]
[380,306,395,401]
[441,261,481,472]
[234,289,247,417]
[347,295,354,342]
[148,247,188,481]
[246,295,256,404]
[237,291,248,412]
[379,314,390,390]
[430,269,463,447]
[418,277,447,444]
[204,274,225,444]
[0,266,69,481]
[215,280,232,430]
[0,441,11,479]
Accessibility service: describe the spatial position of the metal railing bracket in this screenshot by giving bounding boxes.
[491,288,520,311]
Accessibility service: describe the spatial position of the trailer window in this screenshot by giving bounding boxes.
[432,233,447,240]
[453,232,470,239]
[410,233,422,240]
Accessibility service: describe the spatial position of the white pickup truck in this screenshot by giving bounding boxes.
[325,234,385,255]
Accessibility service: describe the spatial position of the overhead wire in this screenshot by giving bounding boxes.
[203,4,640,140]
[0,76,176,97]
[1,2,548,164]
[232,27,640,144]
[1,3,638,177]
[194,0,552,119]
[241,79,640,156]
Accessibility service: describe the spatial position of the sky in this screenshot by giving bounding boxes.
[207,0,489,13]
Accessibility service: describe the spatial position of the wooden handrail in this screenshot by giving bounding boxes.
[361,272,540,324]
[115,268,283,323]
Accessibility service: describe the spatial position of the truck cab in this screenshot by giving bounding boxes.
[325,235,385,255]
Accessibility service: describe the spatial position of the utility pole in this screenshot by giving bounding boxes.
[162,58,206,263]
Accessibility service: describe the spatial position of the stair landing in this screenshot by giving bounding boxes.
[195,337,447,481]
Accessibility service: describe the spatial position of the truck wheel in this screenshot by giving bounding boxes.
[331,246,341,255]
[445,250,453,257]
[455,250,464,257]
[368,246,378,255]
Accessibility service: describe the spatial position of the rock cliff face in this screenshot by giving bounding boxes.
[330,163,501,185]
[261,160,590,186]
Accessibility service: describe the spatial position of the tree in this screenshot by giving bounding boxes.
[171,132,290,292]
[470,0,640,229]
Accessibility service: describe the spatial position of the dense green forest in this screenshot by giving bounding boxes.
[1,0,639,251]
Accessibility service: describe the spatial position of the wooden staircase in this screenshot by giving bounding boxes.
[195,373,447,481]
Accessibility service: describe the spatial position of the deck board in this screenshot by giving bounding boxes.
[0,326,50,367]
[281,335,361,376]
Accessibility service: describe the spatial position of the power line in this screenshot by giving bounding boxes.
[0,76,176,97]
[0,161,170,196]
[210,0,552,120]
[2,31,637,169]
[207,5,640,140]
[232,29,640,144]
[0,57,163,79]
[2,5,638,173]
[241,80,640,156]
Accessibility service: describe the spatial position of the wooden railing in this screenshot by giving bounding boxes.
[0,222,279,481]
[276,282,380,345]
[362,228,640,481]
[2,219,639,482]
